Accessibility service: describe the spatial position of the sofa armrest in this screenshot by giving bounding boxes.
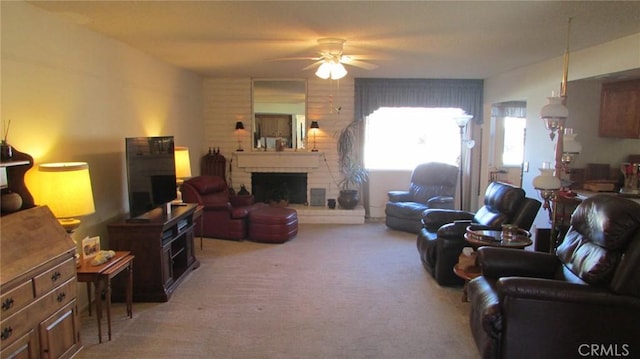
[497,277,640,308]
[426,196,454,209]
[387,190,412,202]
[421,209,474,232]
[467,276,503,339]
[435,219,474,238]
[478,247,560,279]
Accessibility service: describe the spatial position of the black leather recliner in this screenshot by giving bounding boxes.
[416,181,540,285]
[385,162,458,234]
[467,195,640,359]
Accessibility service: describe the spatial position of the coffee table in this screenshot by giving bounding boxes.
[464,225,532,249]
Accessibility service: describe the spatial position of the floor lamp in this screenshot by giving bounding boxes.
[455,114,474,210]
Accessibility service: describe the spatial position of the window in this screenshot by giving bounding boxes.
[364,107,464,170]
[501,117,526,167]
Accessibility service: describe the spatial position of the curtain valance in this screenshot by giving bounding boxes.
[354,78,484,124]
[491,101,526,118]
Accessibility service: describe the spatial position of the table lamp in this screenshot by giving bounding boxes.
[38,162,95,233]
[174,146,192,202]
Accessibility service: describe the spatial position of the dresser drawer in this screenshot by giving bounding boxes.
[0,280,34,320]
[0,278,75,349]
[33,259,75,298]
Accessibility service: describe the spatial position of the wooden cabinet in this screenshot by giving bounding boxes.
[599,79,640,138]
[107,204,199,302]
[0,206,81,359]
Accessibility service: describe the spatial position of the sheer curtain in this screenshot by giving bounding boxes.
[354,78,484,213]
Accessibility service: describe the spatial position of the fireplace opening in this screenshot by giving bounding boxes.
[251,172,307,204]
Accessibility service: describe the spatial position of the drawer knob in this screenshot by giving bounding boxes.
[1,326,13,341]
[51,271,61,282]
[56,292,66,303]
[1,298,14,311]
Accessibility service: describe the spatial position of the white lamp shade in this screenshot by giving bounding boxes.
[315,62,332,79]
[38,162,96,219]
[563,133,582,154]
[174,147,192,179]
[540,97,569,119]
[455,114,473,127]
[330,62,347,80]
[533,168,561,190]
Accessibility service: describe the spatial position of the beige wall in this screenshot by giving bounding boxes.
[2,2,204,244]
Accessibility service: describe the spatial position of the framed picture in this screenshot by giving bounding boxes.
[82,236,100,261]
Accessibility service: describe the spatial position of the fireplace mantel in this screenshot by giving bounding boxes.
[233,151,322,172]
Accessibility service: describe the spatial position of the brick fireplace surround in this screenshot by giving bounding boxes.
[233,152,365,224]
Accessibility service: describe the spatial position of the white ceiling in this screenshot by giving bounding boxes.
[27,1,640,79]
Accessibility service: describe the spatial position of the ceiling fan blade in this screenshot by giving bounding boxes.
[344,59,378,70]
[302,60,323,71]
[267,56,322,62]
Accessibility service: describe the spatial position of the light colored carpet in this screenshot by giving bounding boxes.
[76,222,478,358]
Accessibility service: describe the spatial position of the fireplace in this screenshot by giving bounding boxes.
[251,172,307,204]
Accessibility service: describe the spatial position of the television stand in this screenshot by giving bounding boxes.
[108,203,199,302]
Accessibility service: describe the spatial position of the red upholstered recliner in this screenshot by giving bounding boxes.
[180,176,265,240]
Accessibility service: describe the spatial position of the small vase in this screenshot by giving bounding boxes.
[0,141,12,161]
[327,198,336,209]
[1,191,22,213]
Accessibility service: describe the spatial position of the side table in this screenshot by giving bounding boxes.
[76,251,135,343]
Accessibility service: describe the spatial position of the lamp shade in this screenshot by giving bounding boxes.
[533,168,561,190]
[315,62,332,79]
[310,121,319,129]
[330,62,347,80]
[235,121,245,130]
[540,97,568,119]
[38,162,95,223]
[174,146,192,179]
[454,114,473,127]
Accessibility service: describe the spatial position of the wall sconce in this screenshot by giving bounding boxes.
[454,113,474,210]
[235,121,245,151]
[38,162,96,233]
[310,121,320,152]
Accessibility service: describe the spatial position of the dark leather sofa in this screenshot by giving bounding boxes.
[416,181,540,285]
[385,162,458,233]
[468,195,640,359]
[180,175,265,240]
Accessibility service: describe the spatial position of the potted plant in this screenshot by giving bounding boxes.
[336,120,368,209]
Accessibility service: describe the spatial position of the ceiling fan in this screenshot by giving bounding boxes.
[274,38,378,79]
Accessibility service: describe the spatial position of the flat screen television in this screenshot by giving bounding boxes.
[125,136,177,218]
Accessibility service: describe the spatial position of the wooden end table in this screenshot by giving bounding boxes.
[76,251,135,343]
[454,225,532,301]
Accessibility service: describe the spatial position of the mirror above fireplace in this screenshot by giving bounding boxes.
[252,79,307,151]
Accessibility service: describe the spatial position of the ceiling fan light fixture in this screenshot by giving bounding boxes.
[315,62,332,79]
[315,60,347,80]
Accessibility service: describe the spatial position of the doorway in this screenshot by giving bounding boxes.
[489,101,527,187]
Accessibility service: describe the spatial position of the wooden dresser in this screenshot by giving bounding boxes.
[0,206,81,359]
